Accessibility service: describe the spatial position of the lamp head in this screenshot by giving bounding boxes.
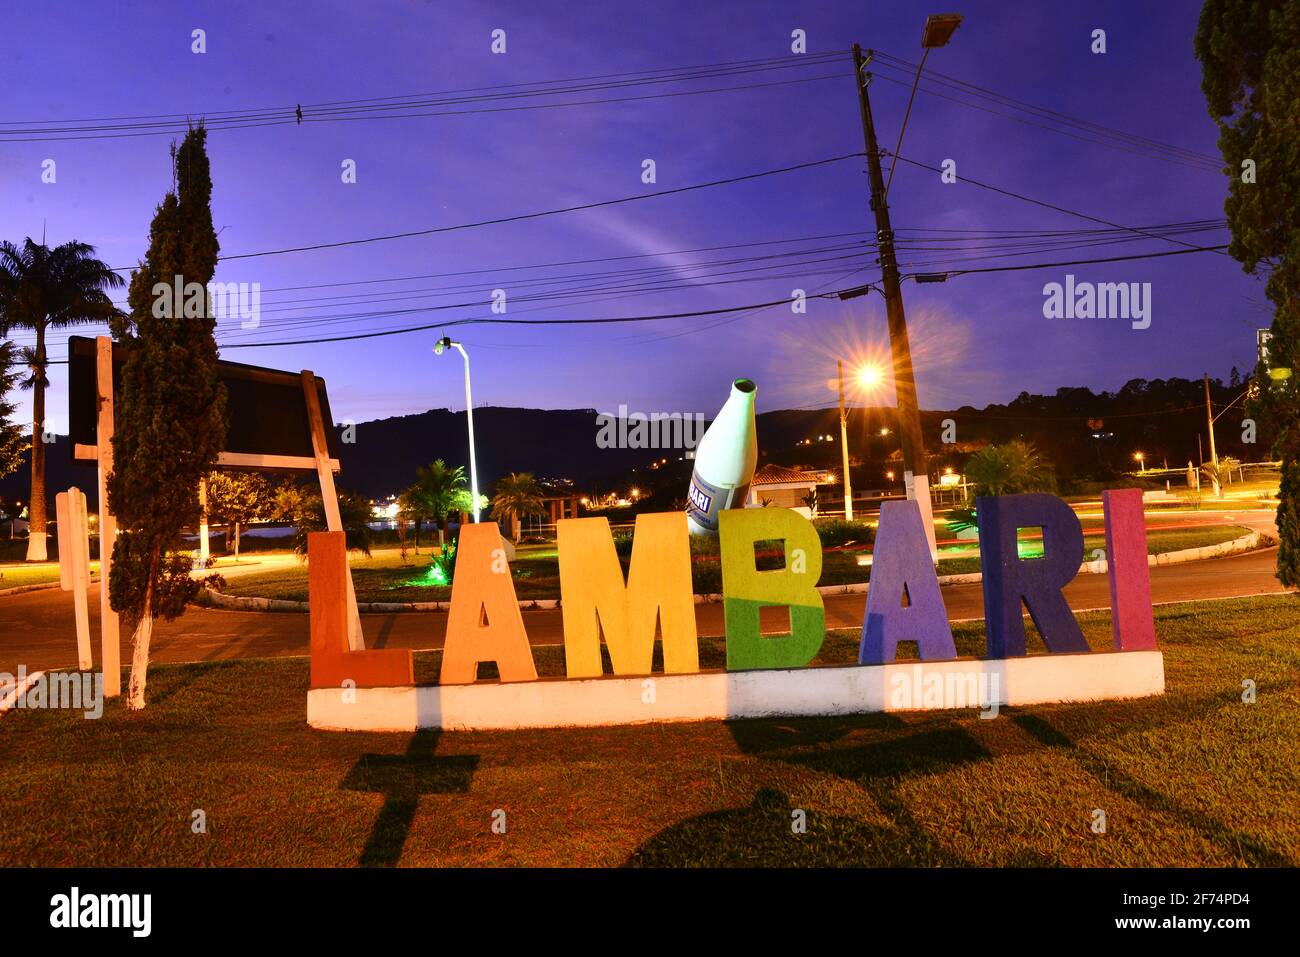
[434,336,452,355]
[921,13,963,48]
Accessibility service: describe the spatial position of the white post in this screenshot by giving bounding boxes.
[905,470,939,563]
[198,476,210,568]
[95,337,121,697]
[56,488,93,670]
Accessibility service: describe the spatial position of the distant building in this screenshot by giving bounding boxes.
[747,464,820,515]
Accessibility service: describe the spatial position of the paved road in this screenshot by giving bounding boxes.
[1,543,1291,674]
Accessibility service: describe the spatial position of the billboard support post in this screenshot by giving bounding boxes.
[95,336,121,697]
[302,371,363,651]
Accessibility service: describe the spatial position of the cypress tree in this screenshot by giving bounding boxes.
[108,125,226,710]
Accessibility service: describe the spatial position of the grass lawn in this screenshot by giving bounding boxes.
[0,594,1295,866]
[218,525,1255,604]
[0,562,100,592]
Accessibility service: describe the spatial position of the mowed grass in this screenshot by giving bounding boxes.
[220,525,1254,603]
[0,562,101,592]
[0,595,1296,867]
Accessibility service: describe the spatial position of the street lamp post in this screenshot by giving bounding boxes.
[837,360,854,521]
[434,336,480,523]
[838,361,884,522]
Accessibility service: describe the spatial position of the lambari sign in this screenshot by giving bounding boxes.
[307,489,1164,732]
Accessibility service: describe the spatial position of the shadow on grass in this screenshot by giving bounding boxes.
[340,730,478,867]
[145,659,246,707]
[626,719,1013,866]
[625,786,895,866]
[1010,713,1292,866]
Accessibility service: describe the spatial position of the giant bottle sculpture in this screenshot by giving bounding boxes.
[686,378,758,535]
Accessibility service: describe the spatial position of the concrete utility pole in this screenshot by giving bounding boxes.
[1204,373,1219,471]
[851,43,935,553]
[852,45,928,484]
[838,360,854,521]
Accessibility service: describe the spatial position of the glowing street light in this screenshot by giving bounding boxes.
[434,336,480,522]
[857,363,884,390]
[838,359,887,521]
[1134,451,1145,474]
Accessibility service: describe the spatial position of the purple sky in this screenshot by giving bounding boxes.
[0,0,1269,435]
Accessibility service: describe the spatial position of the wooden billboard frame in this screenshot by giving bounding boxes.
[71,336,363,696]
[68,335,341,474]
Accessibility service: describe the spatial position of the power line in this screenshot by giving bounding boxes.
[22,234,1232,361]
[211,254,871,341]
[0,54,849,142]
[884,152,1230,255]
[906,243,1229,281]
[1,52,846,126]
[217,294,825,349]
[177,227,1221,339]
[93,220,1213,309]
[11,221,1225,353]
[868,69,1220,174]
[867,50,1221,172]
[198,242,1226,353]
[120,152,865,267]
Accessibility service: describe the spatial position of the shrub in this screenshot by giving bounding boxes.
[691,561,723,596]
[429,543,456,587]
[612,530,634,558]
[813,519,875,548]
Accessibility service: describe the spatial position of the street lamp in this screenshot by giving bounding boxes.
[883,13,965,198]
[434,336,480,523]
[838,360,886,521]
[857,364,883,390]
[1134,451,1145,474]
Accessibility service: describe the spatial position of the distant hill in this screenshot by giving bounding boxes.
[1,375,1262,508]
[334,406,669,498]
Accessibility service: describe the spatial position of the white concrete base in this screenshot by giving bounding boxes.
[307,650,1165,732]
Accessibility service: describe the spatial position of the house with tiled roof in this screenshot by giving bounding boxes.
[746,463,823,515]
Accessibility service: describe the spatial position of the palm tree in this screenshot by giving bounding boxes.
[401,460,469,549]
[0,239,123,561]
[396,485,432,552]
[963,440,1058,498]
[490,472,546,543]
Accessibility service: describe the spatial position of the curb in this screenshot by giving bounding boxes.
[197,530,1271,615]
[0,580,83,598]
[197,588,560,614]
[1077,529,1268,575]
